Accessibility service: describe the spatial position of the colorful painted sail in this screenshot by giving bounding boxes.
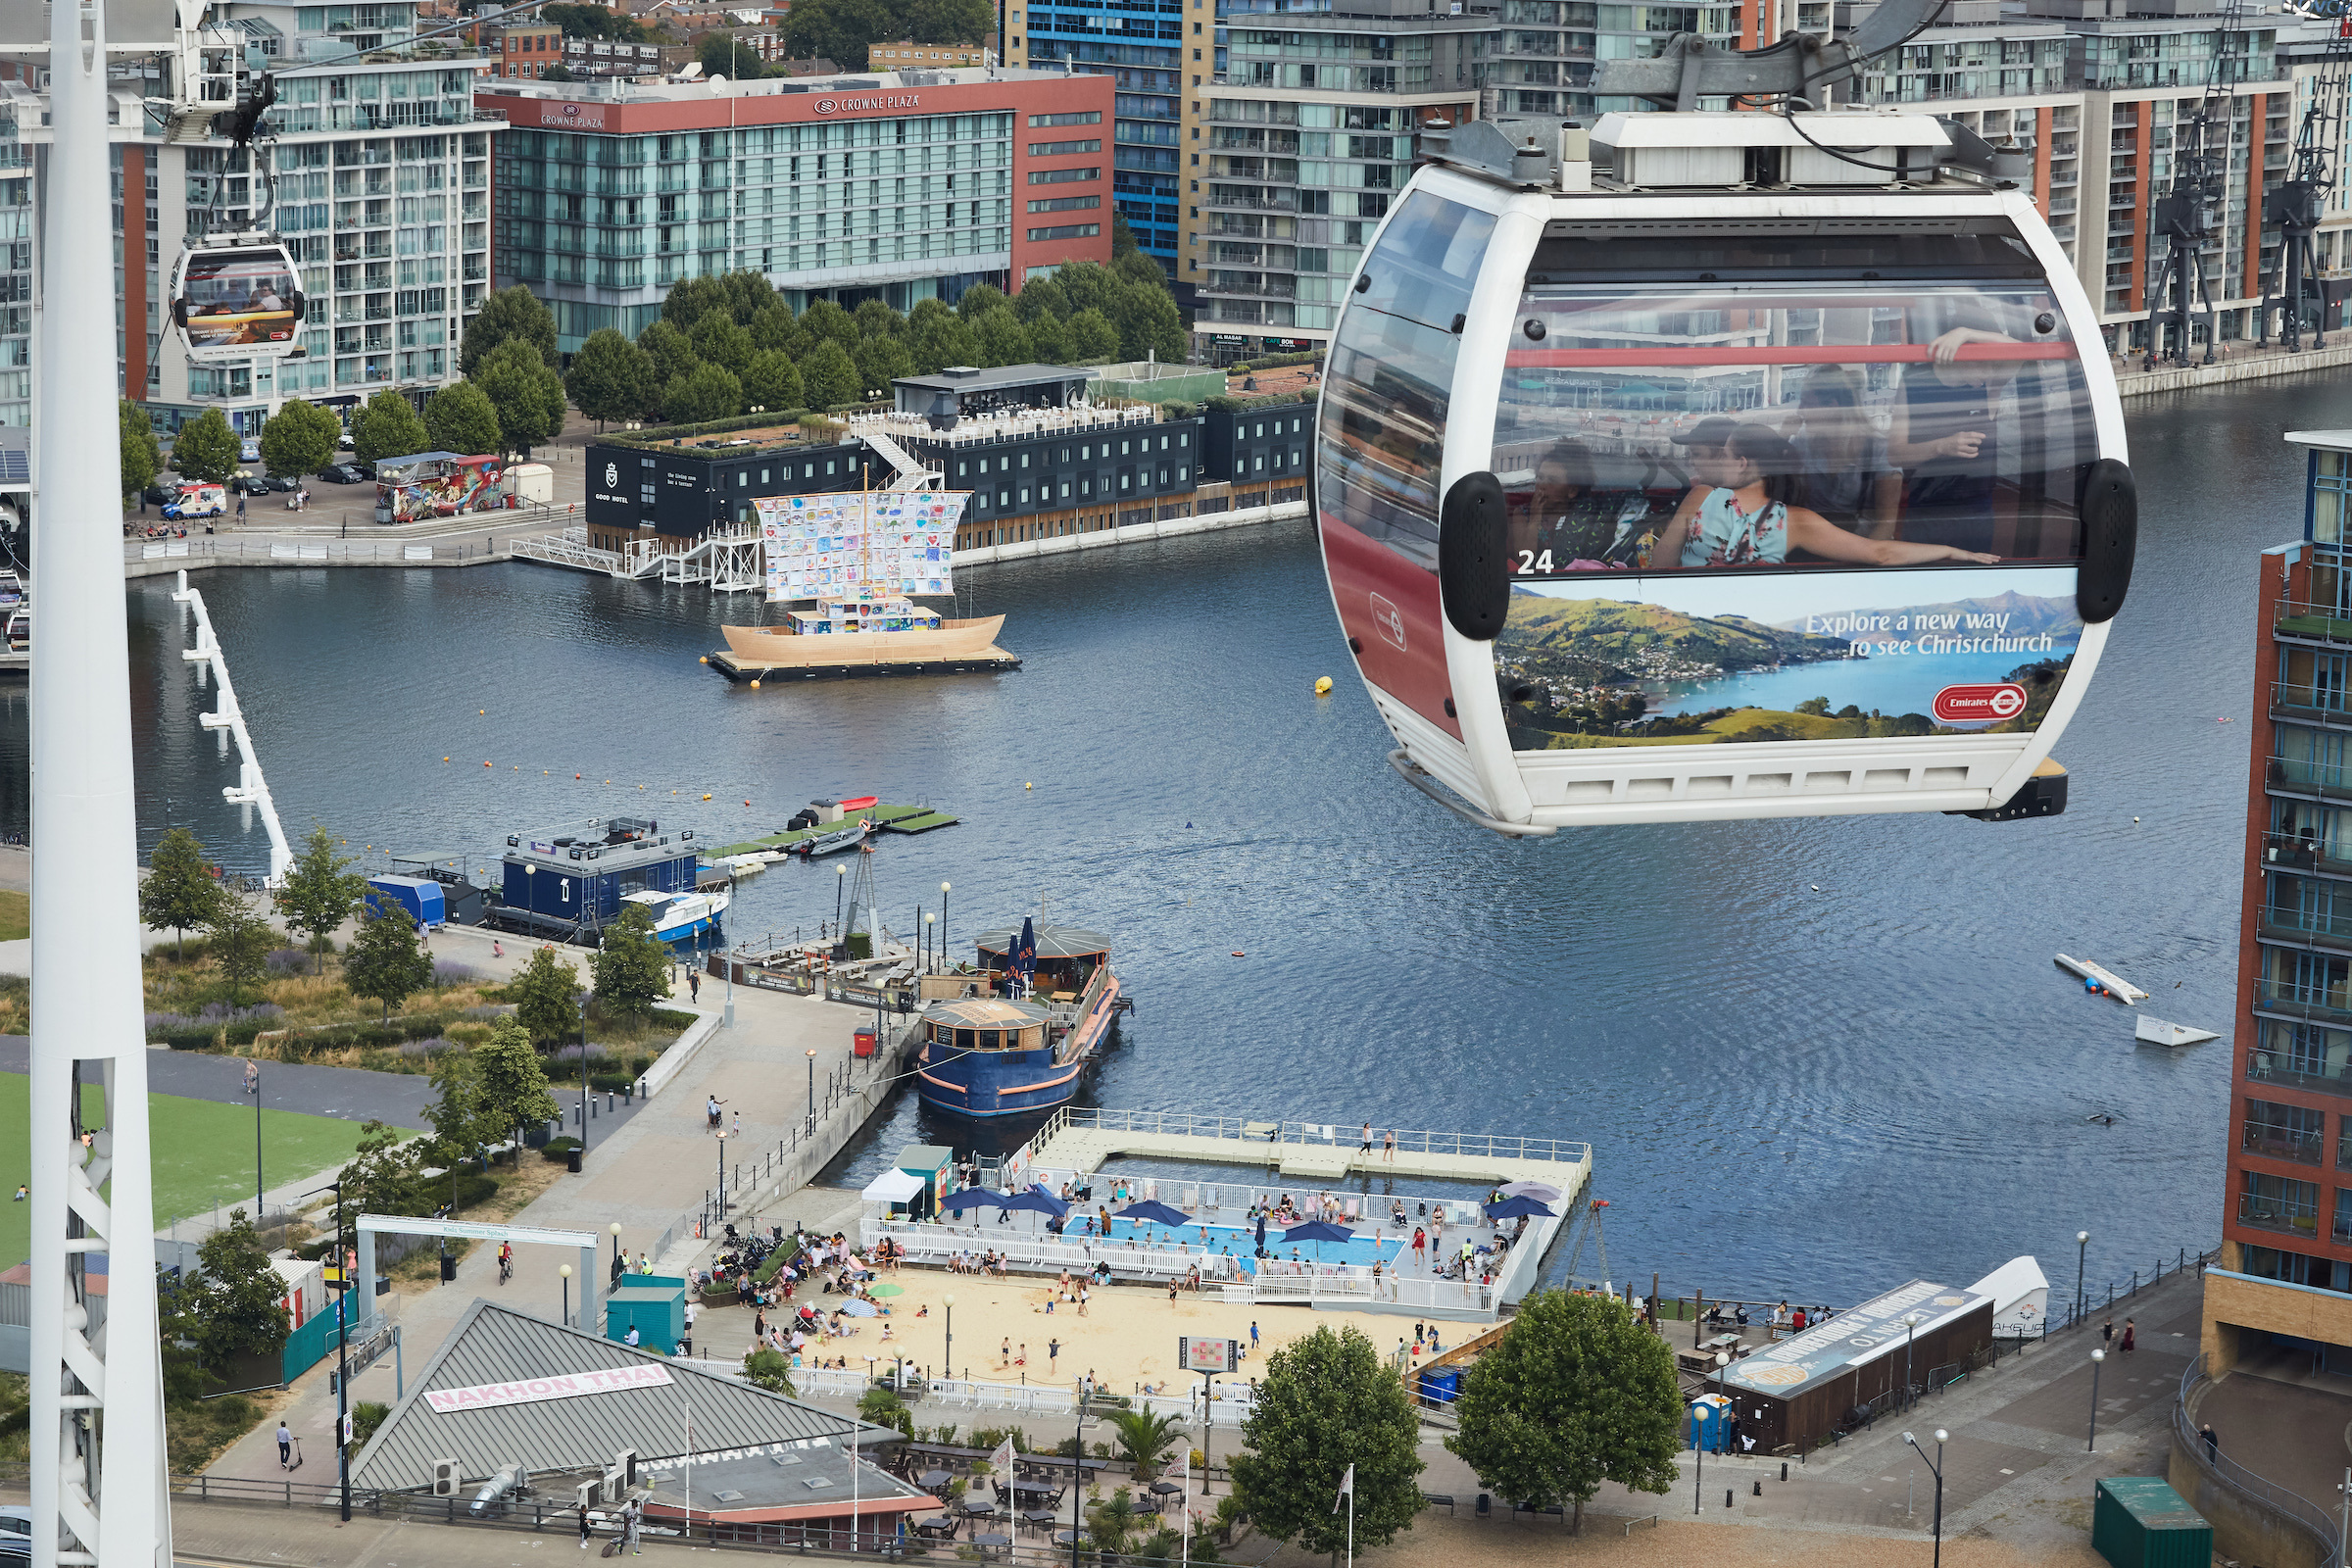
[753,491,970,603]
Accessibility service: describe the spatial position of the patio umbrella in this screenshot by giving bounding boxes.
[1002,1188,1067,1219]
[1483,1196,1555,1220]
[866,1282,905,1297]
[1117,1200,1193,1229]
[1253,1214,1266,1253]
[942,1187,1009,1214]
[1282,1220,1353,1260]
[1498,1180,1563,1202]
[839,1298,878,1317]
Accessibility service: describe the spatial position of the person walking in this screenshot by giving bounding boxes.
[276,1421,294,1469]
[1381,1129,1396,1163]
[244,1058,259,1096]
[1250,1319,1259,1351]
[2121,1317,2135,1354]
[577,1502,593,1550]
[731,1110,741,1138]
[1358,1122,1373,1159]
[2200,1423,2219,1459]
[625,1498,644,1556]
[688,968,701,1003]
[2101,1317,2114,1349]
[1048,1337,1060,1372]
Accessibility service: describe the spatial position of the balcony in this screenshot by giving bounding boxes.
[1204,191,1297,212]
[2243,1120,2325,1164]
[2274,599,2352,647]
[2235,1193,2321,1240]
[2247,1044,2352,1099]
[2271,680,2352,728]
[2253,975,2352,1026]
[2267,757,2352,808]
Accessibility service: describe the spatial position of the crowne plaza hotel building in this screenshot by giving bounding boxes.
[476,69,1116,352]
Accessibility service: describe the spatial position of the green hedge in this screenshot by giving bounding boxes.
[543,1136,582,1161]
[1232,350,1323,373]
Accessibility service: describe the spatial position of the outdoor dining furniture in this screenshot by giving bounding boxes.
[917,1470,951,1492]
[972,1533,1012,1560]
[1020,1509,1059,1535]
[1054,1530,1090,1548]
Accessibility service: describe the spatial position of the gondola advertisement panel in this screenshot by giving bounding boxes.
[172,246,304,361]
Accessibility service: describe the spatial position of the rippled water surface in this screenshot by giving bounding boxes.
[10,375,2337,1302]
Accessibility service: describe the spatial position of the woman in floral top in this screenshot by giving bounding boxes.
[1649,423,2000,570]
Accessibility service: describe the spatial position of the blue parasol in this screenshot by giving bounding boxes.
[1117,1200,1193,1229]
[1483,1196,1555,1220]
[1253,1214,1267,1253]
[941,1187,1009,1214]
[1282,1219,1353,1261]
[1003,1185,1069,1219]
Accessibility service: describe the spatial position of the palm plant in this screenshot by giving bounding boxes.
[1105,1408,1186,1479]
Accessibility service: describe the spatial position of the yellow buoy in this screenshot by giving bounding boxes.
[484,760,492,767]
[700,656,709,664]
[1026,782,1034,790]
[703,793,712,801]
[1314,676,1334,695]
[443,757,451,762]
[750,680,760,689]
[479,709,486,715]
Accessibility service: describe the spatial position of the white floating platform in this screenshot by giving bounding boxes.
[2136,1015,2219,1047]
[2055,953,2149,1004]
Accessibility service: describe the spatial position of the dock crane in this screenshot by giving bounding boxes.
[2144,0,2249,367]
[2263,12,2352,349]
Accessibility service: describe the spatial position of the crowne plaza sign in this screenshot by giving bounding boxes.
[812,93,921,114]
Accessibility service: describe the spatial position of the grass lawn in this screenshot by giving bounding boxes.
[0,891,25,943]
[0,1072,405,1268]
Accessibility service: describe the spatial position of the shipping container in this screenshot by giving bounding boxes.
[2091,1476,2211,1568]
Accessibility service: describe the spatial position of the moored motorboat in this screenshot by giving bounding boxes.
[619,884,731,946]
[793,817,871,858]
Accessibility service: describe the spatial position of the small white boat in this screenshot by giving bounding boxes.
[793,818,871,858]
[617,885,731,946]
[2135,1015,2219,1047]
[2055,953,2149,1004]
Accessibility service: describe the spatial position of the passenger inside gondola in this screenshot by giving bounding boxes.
[1649,421,2001,570]
[1504,439,1654,569]
[1787,366,1898,538]
[1887,318,2033,555]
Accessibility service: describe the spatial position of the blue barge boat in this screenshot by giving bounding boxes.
[915,923,1124,1119]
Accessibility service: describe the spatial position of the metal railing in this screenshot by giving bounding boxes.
[2275,598,2352,645]
[2178,1354,2345,1568]
[1023,1105,1592,1168]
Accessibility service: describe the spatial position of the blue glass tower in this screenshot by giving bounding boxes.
[1022,0,1186,281]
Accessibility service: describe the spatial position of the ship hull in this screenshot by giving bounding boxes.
[720,614,1008,668]
[917,973,1122,1119]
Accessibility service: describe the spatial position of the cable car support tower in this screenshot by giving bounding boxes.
[2263,10,2352,349]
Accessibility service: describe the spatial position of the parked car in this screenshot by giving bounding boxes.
[232,474,271,497]
[338,431,355,449]
[139,481,178,507]
[239,438,261,463]
[264,473,301,492]
[319,463,371,484]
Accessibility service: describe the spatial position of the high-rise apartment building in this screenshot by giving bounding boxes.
[2208,428,2352,1382]
[1,0,499,435]
[1004,0,1188,284]
[479,68,1116,350]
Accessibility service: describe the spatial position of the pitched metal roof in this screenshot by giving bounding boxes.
[351,1299,888,1493]
[972,924,1112,959]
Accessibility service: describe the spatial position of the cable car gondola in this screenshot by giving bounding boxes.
[169,234,304,363]
[1316,109,2135,836]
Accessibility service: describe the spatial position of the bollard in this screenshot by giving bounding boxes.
[1779,1462,1788,1483]
[1751,1481,1761,1497]
[1725,1490,1733,1509]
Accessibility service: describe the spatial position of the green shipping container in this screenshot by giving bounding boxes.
[2091,1477,2212,1568]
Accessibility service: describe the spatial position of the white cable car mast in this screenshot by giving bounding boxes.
[28,0,172,1562]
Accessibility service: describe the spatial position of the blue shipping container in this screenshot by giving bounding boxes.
[367,875,447,928]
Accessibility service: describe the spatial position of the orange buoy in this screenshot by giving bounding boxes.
[484,760,492,767]
[1232,951,1246,957]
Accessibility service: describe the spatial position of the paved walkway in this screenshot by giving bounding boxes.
[0,1036,443,1129]
[203,920,897,1489]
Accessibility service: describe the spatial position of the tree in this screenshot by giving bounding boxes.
[1026,313,1071,365]
[541,63,577,81]
[330,1120,424,1251]
[1113,250,1169,290]
[852,332,915,398]
[171,408,242,484]
[1063,308,1120,363]
[1110,211,1142,259]
[637,318,701,386]
[1445,1292,1682,1531]
[423,1051,496,1165]
[205,896,275,1005]
[799,299,861,352]
[1105,1408,1185,1477]
[424,379,503,456]
[661,274,732,333]
[741,349,806,413]
[471,1017,561,1160]
[956,282,1008,322]
[1012,276,1067,323]
[459,283,559,375]
[749,303,797,353]
[259,397,342,479]
[343,891,436,1023]
[121,399,162,500]
[511,945,584,1047]
[745,1346,798,1392]
[697,30,769,79]
[853,298,906,340]
[908,310,980,374]
[351,388,430,466]
[565,328,659,427]
[475,338,568,454]
[689,312,756,375]
[906,0,996,42]
[187,1209,291,1368]
[1111,282,1188,364]
[798,338,861,410]
[1232,1325,1423,1558]
[543,2,650,38]
[858,1385,912,1435]
[721,270,779,324]
[140,827,224,955]
[662,362,743,424]
[590,903,672,1019]
[273,823,368,970]
[778,0,901,68]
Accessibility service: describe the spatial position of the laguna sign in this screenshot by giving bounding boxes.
[424,1364,673,1414]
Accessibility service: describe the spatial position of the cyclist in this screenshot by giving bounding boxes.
[498,1240,513,1284]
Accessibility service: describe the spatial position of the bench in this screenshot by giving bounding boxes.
[1510,1502,1567,1525]
[1421,1494,1455,1515]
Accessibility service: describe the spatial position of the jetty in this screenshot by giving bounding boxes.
[708,804,957,858]
[1006,1105,1594,1190]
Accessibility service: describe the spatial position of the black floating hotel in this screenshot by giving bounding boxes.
[494,818,706,946]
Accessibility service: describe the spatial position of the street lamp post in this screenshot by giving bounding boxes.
[577,993,591,1162]
[1901,1313,1921,1409]
[944,1292,955,1382]
[1902,1429,1948,1568]
[714,1128,727,1220]
[925,911,936,973]
[561,1263,572,1327]
[254,1058,266,1219]
[302,1179,355,1523]
[940,881,951,968]
[611,1221,624,1286]
[2087,1348,2105,1451]
[2076,1230,2090,1325]
[1070,1389,1097,1568]
[1690,1397,1707,1514]
[836,862,847,936]
[1711,1351,1730,1451]
[807,1048,819,1137]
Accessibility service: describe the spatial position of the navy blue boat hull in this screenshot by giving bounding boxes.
[916,975,1121,1119]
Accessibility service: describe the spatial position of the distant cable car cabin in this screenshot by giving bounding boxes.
[169,238,306,364]
[1316,110,2136,836]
